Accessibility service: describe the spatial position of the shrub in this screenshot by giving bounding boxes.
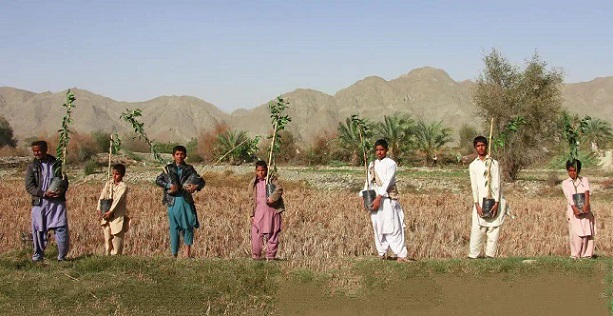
[0,115,17,148]
[83,158,98,175]
[125,150,143,162]
[302,131,337,166]
[197,123,230,162]
[121,134,150,153]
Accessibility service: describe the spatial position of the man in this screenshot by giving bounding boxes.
[364,139,409,262]
[25,140,70,262]
[468,136,507,259]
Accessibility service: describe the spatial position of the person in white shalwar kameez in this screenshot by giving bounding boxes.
[468,136,508,259]
[363,139,409,262]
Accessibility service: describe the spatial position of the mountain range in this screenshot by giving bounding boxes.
[1,67,612,145]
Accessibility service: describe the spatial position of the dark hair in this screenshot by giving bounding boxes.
[31,140,48,151]
[255,160,268,170]
[374,139,389,150]
[112,163,126,176]
[172,145,187,155]
[473,136,488,147]
[566,159,582,174]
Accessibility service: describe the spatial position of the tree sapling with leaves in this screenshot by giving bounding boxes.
[120,109,166,168]
[48,90,77,193]
[98,132,122,214]
[265,97,291,197]
[347,115,376,211]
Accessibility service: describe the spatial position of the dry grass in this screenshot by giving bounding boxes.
[2,170,613,262]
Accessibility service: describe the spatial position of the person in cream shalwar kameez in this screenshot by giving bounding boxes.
[97,164,129,255]
[468,136,509,259]
[364,139,409,261]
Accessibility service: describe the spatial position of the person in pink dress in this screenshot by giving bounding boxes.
[561,159,595,259]
[247,160,285,260]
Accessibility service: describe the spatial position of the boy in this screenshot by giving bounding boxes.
[561,160,595,258]
[155,146,205,258]
[364,139,409,262]
[97,164,129,255]
[25,140,70,262]
[248,160,285,260]
[468,136,506,258]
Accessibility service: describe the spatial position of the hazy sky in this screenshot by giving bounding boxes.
[1,0,611,112]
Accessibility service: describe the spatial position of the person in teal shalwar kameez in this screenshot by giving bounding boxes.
[156,146,205,258]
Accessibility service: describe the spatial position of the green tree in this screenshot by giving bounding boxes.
[374,113,415,163]
[0,115,17,148]
[474,49,563,181]
[414,120,453,166]
[215,130,259,165]
[458,124,479,155]
[337,116,373,165]
[582,118,613,151]
[561,112,590,162]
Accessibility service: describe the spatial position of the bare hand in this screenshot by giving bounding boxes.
[103,210,113,220]
[371,196,382,211]
[583,203,591,214]
[266,197,274,205]
[476,204,484,217]
[572,205,581,217]
[168,184,178,194]
[490,202,499,217]
[186,184,196,193]
[44,191,59,198]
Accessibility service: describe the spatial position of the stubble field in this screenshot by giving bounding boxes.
[1,165,613,262]
[1,164,612,315]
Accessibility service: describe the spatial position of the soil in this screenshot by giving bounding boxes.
[277,271,608,315]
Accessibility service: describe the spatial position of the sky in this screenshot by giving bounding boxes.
[1,0,612,112]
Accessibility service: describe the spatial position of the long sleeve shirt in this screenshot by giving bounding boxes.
[97,180,128,218]
[368,157,398,198]
[561,176,594,237]
[469,157,500,204]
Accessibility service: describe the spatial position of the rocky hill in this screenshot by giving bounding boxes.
[1,67,612,145]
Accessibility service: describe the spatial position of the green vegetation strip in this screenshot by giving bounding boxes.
[1,251,611,315]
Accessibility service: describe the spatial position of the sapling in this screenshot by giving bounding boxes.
[562,112,591,213]
[482,116,524,218]
[265,97,292,197]
[350,115,376,211]
[48,90,76,193]
[120,109,166,169]
[99,131,122,214]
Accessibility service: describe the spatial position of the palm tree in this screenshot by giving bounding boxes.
[215,130,258,165]
[582,118,613,151]
[414,120,453,166]
[337,116,373,165]
[375,113,415,163]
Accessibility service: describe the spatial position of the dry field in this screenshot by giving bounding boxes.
[1,165,613,265]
